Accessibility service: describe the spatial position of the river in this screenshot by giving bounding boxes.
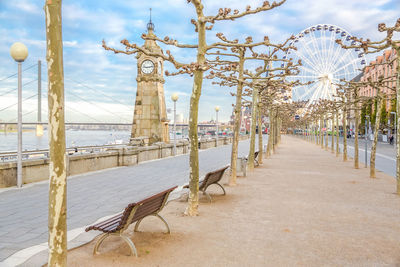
[0,130,131,152]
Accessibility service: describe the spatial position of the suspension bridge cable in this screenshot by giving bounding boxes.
[65,77,132,109]
[36,98,118,123]
[7,109,37,123]
[0,63,38,83]
[39,93,100,123]
[0,78,38,96]
[22,78,38,88]
[0,88,17,97]
[0,93,38,113]
[65,105,102,123]
[42,78,131,121]
[66,90,131,122]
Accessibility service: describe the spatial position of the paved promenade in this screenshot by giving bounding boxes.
[67,135,400,266]
[0,138,261,264]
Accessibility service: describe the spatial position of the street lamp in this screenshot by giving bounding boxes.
[171,93,179,156]
[10,42,28,188]
[215,106,220,144]
[365,115,370,167]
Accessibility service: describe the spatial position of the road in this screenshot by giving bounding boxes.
[314,135,396,176]
[0,137,263,264]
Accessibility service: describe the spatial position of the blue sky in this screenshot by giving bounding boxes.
[0,0,399,123]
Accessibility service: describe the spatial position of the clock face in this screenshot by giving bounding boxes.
[141,60,155,74]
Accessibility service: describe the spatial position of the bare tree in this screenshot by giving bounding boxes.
[350,76,395,177]
[103,0,286,215]
[337,18,400,190]
[206,34,296,179]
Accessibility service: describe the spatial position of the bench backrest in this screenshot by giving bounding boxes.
[116,186,177,232]
[200,166,229,190]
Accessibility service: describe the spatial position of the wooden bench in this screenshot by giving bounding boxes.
[245,151,260,167]
[184,166,229,202]
[85,186,177,257]
[254,151,260,166]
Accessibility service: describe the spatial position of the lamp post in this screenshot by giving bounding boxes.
[365,115,370,167]
[10,42,28,188]
[171,93,179,155]
[215,106,220,144]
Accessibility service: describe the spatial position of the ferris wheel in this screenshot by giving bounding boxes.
[285,24,366,106]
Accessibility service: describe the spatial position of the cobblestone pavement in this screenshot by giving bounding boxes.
[0,138,263,262]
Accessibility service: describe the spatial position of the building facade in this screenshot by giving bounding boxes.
[359,49,398,111]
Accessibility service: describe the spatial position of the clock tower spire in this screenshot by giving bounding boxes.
[130,9,169,145]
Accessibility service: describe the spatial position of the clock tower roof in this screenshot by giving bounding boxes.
[147,8,155,32]
[141,8,162,54]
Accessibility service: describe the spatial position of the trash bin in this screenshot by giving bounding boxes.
[236,156,248,177]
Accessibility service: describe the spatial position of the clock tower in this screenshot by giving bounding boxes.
[131,16,169,145]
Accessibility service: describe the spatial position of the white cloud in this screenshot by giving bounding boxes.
[8,0,41,14]
[0,0,399,123]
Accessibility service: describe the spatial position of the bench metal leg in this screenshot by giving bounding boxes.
[134,214,171,234]
[202,190,213,203]
[215,182,226,195]
[93,232,138,257]
[120,234,138,257]
[93,233,110,255]
[155,214,171,234]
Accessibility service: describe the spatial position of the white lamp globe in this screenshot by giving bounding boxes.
[10,42,28,62]
[171,93,179,102]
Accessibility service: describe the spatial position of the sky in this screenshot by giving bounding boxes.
[0,0,399,124]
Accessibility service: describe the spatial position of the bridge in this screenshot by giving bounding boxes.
[0,60,227,130]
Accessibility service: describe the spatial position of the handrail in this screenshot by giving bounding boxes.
[0,143,129,163]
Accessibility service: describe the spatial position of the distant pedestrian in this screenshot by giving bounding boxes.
[389,135,394,145]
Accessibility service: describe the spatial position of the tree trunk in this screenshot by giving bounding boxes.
[45,1,67,265]
[185,10,206,216]
[274,113,277,146]
[325,118,328,150]
[336,110,340,156]
[266,109,273,157]
[343,107,348,161]
[313,122,318,145]
[314,122,317,144]
[247,87,258,171]
[278,117,281,143]
[331,116,334,153]
[370,95,382,178]
[257,103,263,165]
[320,117,323,149]
[229,50,245,186]
[395,47,400,194]
[354,94,359,169]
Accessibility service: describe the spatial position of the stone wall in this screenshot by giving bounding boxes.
[0,135,248,187]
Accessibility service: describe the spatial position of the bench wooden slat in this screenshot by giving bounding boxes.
[103,222,121,232]
[183,166,229,202]
[85,186,178,256]
[90,213,123,228]
[86,186,177,234]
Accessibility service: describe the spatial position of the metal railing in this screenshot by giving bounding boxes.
[0,143,128,163]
